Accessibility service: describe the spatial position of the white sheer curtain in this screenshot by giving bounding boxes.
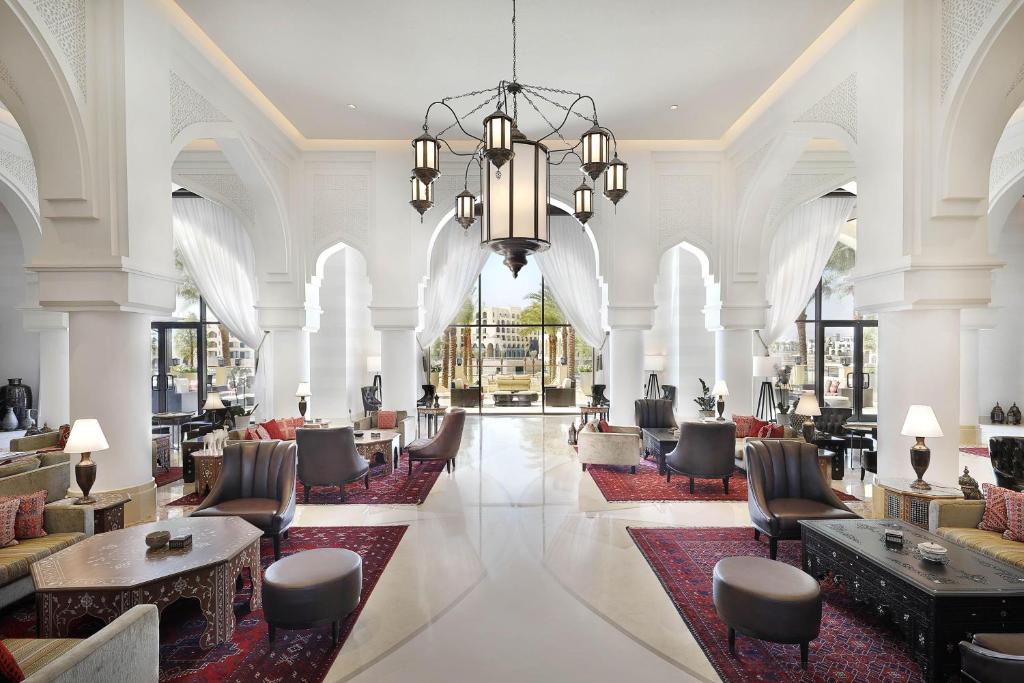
[172,197,267,411]
[534,216,606,350]
[764,196,856,343]
[417,220,489,348]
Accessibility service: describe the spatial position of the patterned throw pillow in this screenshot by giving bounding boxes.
[733,416,756,439]
[254,425,272,440]
[261,420,286,440]
[7,491,47,540]
[0,641,24,682]
[979,483,1013,533]
[377,410,398,429]
[1003,489,1024,542]
[757,423,785,438]
[597,419,611,433]
[57,424,72,449]
[0,499,20,548]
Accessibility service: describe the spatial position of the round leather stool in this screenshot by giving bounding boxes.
[263,548,362,645]
[712,556,821,669]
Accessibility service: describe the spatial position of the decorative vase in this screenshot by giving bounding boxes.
[0,379,32,426]
[567,420,577,446]
[0,408,17,431]
[19,408,36,431]
[699,409,715,420]
[958,467,982,500]
[991,402,1006,424]
[1008,403,1022,426]
[233,415,249,432]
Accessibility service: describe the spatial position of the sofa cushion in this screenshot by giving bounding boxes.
[1003,489,1024,542]
[766,498,858,533]
[979,483,1012,533]
[733,416,756,439]
[0,533,84,585]
[0,640,24,682]
[972,632,1024,656]
[0,500,18,549]
[261,420,286,440]
[756,423,785,438]
[377,410,398,429]
[0,458,40,481]
[5,491,47,540]
[191,498,280,528]
[56,425,71,450]
[936,526,1024,570]
[3,638,79,678]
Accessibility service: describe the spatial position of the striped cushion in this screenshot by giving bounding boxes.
[0,533,84,585]
[3,638,80,677]
[936,527,1024,570]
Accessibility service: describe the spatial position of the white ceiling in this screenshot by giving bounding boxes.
[176,0,851,141]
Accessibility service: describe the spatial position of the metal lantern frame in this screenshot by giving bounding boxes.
[405,0,628,273]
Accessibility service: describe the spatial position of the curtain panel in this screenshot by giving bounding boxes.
[416,220,490,349]
[534,216,606,350]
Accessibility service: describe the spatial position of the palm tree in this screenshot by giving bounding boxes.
[796,242,856,369]
[519,287,573,384]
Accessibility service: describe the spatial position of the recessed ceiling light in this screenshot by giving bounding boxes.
[347,104,357,110]
[669,105,679,111]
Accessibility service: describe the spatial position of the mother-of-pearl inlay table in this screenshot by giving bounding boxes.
[31,516,262,648]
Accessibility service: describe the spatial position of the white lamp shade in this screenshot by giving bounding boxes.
[367,356,382,373]
[752,356,777,377]
[901,405,943,438]
[63,419,109,454]
[295,382,311,398]
[795,393,822,417]
[202,394,225,411]
[643,355,665,372]
[711,380,729,397]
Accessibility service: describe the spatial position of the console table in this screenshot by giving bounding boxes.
[875,478,963,528]
[49,492,131,534]
[641,427,677,475]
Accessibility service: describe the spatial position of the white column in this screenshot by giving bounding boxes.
[876,309,960,485]
[380,328,417,415]
[608,328,643,425]
[715,328,754,419]
[22,310,69,427]
[267,327,310,419]
[68,311,154,523]
[959,327,979,445]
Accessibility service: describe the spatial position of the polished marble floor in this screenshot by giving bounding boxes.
[155,417,995,683]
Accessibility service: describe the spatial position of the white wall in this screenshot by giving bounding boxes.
[310,247,348,421]
[0,205,39,403]
[345,249,377,419]
[978,199,1024,419]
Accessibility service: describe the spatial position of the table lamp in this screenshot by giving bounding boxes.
[63,419,108,504]
[901,404,943,491]
[643,355,665,399]
[295,381,311,418]
[711,380,729,421]
[795,392,821,443]
[202,393,226,429]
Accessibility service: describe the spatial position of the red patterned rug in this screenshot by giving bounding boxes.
[155,467,184,488]
[959,447,990,458]
[587,458,859,503]
[0,525,407,683]
[629,526,932,682]
[165,460,444,507]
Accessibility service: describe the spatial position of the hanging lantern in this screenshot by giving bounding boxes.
[483,109,514,168]
[580,124,610,180]
[412,132,441,185]
[456,189,477,229]
[603,153,628,204]
[409,175,433,218]
[573,181,594,225]
[481,130,550,277]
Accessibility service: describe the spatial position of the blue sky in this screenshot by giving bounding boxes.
[479,252,542,309]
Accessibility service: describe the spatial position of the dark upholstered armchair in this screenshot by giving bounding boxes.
[405,408,466,474]
[191,440,297,560]
[745,439,858,559]
[816,407,851,436]
[295,427,369,504]
[664,421,736,493]
[361,386,381,413]
[660,385,677,404]
[960,633,1024,682]
[989,436,1024,491]
[634,399,675,429]
[417,384,436,407]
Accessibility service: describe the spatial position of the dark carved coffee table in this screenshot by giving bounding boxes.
[641,427,678,475]
[31,516,263,649]
[800,518,1024,682]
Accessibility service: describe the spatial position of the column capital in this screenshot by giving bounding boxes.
[960,306,999,331]
[854,258,1004,313]
[704,303,767,331]
[257,305,318,331]
[20,307,68,332]
[32,265,176,315]
[370,305,419,330]
[606,305,655,330]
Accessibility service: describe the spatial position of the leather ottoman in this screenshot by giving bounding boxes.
[712,556,821,669]
[263,548,362,645]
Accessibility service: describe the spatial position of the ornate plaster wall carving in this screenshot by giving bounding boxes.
[766,171,851,231]
[1007,62,1024,98]
[176,172,254,223]
[657,174,714,250]
[990,146,1024,191]
[170,72,230,142]
[310,173,369,250]
[941,0,999,100]
[0,60,23,105]
[795,73,858,142]
[0,148,39,206]
[29,0,86,100]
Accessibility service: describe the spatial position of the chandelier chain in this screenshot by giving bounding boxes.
[521,85,595,125]
[436,93,500,138]
[519,89,569,146]
[512,0,518,83]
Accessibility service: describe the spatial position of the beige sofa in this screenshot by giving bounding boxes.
[577,422,641,472]
[3,604,159,682]
[494,375,532,392]
[929,498,1024,570]
[353,410,409,448]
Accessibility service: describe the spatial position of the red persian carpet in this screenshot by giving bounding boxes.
[0,525,407,683]
[166,460,444,506]
[959,446,990,458]
[155,467,184,488]
[587,458,859,503]
[628,526,932,682]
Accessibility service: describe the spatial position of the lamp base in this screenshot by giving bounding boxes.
[74,454,97,505]
[716,399,726,421]
[910,440,931,490]
[298,397,308,418]
[802,418,816,444]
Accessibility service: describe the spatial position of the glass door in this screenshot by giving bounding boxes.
[151,322,205,414]
[817,323,877,420]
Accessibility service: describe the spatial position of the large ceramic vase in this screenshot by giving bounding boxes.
[0,379,32,426]
[0,408,17,431]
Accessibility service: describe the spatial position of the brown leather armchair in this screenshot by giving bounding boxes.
[634,399,675,430]
[664,421,736,493]
[405,408,466,474]
[960,633,1024,682]
[191,440,297,560]
[296,427,369,504]
[745,439,859,559]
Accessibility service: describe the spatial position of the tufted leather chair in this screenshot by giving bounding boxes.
[405,408,466,474]
[361,386,381,413]
[745,439,859,559]
[295,427,369,504]
[989,436,1024,491]
[660,385,677,405]
[634,399,676,430]
[960,633,1024,682]
[664,421,736,493]
[191,440,297,560]
[816,407,851,436]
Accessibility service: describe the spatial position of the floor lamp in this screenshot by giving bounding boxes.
[753,355,777,421]
[643,355,665,400]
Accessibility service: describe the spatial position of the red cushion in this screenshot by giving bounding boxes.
[979,483,1013,533]
[6,491,47,540]
[733,416,756,439]
[254,425,271,440]
[597,419,611,433]
[377,410,398,429]
[756,423,785,438]
[0,641,24,682]
[749,417,768,437]
[56,424,72,449]
[0,499,18,549]
[1003,489,1024,542]
[261,420,286,440]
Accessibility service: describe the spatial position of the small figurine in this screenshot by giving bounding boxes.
[567,420,577,446]
[991,402,1006,424]
[1008,403,1022,426]
[433,394,440,408]
[959,466,982,500]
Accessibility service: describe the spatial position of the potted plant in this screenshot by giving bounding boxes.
[227,404,259,432]
[694,379,716,419]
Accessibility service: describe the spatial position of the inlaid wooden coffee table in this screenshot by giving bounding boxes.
[31,516,263,648]
[354,429,400,475]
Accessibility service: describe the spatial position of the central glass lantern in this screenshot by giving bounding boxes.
[480,130,550,277]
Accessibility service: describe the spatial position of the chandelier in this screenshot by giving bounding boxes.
[407,0,628,276]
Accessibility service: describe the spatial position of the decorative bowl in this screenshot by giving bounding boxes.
[353,431,364,437]
[145,530,171,550]
[917,541,948,562]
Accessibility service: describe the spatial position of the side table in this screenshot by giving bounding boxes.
[874,477,963,528]
[580,406,609,424]
[193,450,224,497]
[49,493,131,534]
[417,407,446,438]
